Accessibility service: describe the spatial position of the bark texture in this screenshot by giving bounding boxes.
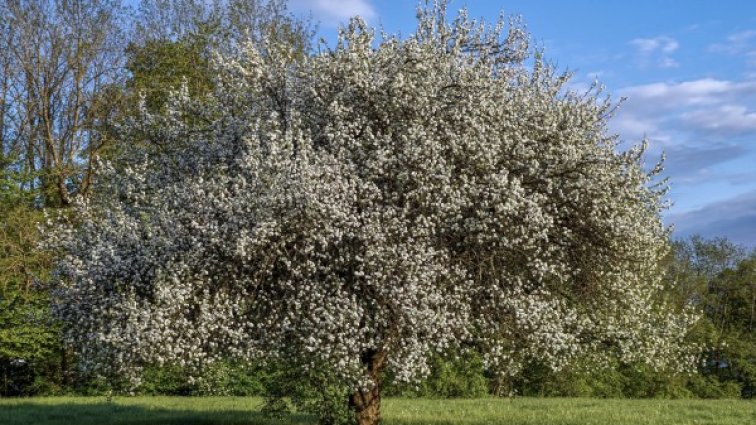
[350,350,386,425]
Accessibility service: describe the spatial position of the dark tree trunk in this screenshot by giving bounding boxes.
[350,384,381,425]
[350,350,386,425]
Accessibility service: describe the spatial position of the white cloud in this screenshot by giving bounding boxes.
[630,36,679,54]
[628,36,680,69]
[609,114,659,140]
[610,78,756,177]
[290,0,377,27]
[709,30,756,54]
[681,105,756,136]
[662,144,747,181]
[616,79,756,138]
[619,78,756,111]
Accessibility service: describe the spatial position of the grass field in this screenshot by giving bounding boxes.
[0,396,754,425]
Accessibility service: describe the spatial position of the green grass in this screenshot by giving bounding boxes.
[0,397,753,425]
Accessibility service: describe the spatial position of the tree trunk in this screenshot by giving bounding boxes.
[350,350,386,425]
[350,384,381,425]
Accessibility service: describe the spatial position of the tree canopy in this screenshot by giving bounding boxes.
[49,4,697,424]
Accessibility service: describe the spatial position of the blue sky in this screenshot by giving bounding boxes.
[290,0,756,246]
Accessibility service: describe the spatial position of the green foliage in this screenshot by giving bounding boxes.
[506,361,619,398]
[0,157,33,207]
[138,364,195,396]
[423,351,489,398]
[504,357,743,399]
[222,362,268,396]
[137,361,266,396]
[616,364,693,399]
[260,361,355,425]
[665,236,756,398]
[0,165,64,396]
[705,256,756,398]
[386,350,488,398]
[686,374,743,399]
[125,24,216,113]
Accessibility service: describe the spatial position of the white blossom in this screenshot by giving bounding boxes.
[47,2,697,398]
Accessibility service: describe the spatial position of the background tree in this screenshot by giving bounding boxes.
[667,236,745,306]
[0,0,313,397]
[49,4,698,424]
[665,236,755,398]
[132,0,311,51]
[125,26,217,114]
[126,0,313,115]
[0,0,128,207]
[0,0,128,395]
[706,255,756,397]
[1,11,14,157]
[0,159,60,396]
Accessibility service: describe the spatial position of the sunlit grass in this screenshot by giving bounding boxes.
[383,398,755,425]
[0,396,753,424]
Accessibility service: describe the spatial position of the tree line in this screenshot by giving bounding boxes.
[0,1,754,424]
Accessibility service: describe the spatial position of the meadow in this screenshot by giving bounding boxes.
[0,397,753,425]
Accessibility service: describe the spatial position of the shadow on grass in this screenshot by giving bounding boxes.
[0,401,314,425]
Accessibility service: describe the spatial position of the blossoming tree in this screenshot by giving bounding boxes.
[50,3,696,424]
